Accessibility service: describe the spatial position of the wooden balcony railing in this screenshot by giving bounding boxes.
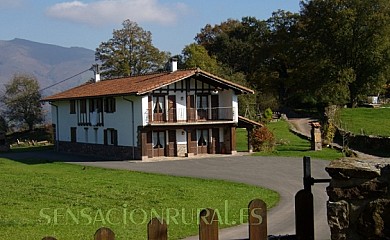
[145,107,234,124]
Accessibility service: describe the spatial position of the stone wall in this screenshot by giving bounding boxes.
[58,141,140,160]
[326,158,390,239]
[335,129,390,157]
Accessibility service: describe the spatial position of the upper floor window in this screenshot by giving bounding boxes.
[70,100,76,114]
[153,96,165,113]
[90,98,103,113]
[197,95,208,109]
[80,99,87,114]
[104,97,116,113]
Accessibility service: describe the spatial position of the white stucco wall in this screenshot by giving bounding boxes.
[52,96,142,147]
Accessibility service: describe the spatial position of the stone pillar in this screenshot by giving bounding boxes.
[310,122,322,151]
[325,158,390,240]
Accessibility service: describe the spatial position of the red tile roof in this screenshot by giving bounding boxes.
[43,68,254,101]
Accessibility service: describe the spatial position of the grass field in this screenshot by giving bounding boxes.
[339,107,390,137]
[0,156,279,240]
[251,121,343,160]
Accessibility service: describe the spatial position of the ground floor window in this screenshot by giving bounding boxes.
[197,129,208,146]
[70,127,77,143]
[153,131,165,148]
[104,128,118,146]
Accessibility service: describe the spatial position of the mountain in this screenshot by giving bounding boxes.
[0,38,96,97]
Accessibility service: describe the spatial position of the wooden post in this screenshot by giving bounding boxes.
[199,208,219,240]
[295,189,314,240]
[42,237,57,240]
[148,217,168,240]
[94,227,115,240]
[248,199,267,240]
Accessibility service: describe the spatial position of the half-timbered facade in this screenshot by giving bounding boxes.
[43,61,254,160]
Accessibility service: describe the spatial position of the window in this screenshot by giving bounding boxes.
[94,128,98,144]
[70,100,76,114]
[84,128,89,143]
[197,129,208,146]
[70,127,77,143]
[104,97,116,113]
[153,131,165,148]
[196,95,208,109]
[104,128,118,146]
[79,99,87,114]
[89,98,103,113]
[153,96,165,113]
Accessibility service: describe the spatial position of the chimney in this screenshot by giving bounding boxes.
[92,64,101,82]
[170,57,177,72]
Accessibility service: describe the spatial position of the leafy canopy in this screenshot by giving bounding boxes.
[1,74,44,131]
[95,20,169,78]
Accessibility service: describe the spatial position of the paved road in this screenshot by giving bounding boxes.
[1,151,331,239]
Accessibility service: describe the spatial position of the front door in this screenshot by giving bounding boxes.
[167,130,177,157]
[212,128,220,154]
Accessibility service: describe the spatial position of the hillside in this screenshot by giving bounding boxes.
[0,38,96,97]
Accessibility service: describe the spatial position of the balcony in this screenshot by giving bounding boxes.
[145,107,234,124]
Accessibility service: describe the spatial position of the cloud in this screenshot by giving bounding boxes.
[46,0,188,26]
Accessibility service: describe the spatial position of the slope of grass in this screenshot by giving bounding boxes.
[252,121,343,160]
[339,108,390,137]
[0,156,279,240]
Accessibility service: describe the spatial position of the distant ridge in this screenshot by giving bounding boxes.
[0,38,96,96]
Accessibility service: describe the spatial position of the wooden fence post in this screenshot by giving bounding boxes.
[94,227,115,240]
[42,237,57,240]
[199,208,219,240]
[248,199,267,240]
[148,217,168,240]
[295,189,314,240]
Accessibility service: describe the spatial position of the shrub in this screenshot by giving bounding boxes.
[262,108,273,123]
[251,126,275,152]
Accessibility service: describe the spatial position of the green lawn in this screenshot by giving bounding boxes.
[251,121,343,160]
[236,128,248,152]
[339,107,390,137]
[0,156,279,240]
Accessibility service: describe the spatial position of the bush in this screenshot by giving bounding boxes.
[251,126,275,152]
[262,107,273,123]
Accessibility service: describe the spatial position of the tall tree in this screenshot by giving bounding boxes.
[95,20,169,78]
[299,0,390,107]
[181,43,221,74]
[1,74,44,131]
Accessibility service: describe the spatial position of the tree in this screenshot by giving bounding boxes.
[181,43,221,74]
[0,115,7,132]
[95,20,169,78]
[299,0,390,107]
[1,74,44,131]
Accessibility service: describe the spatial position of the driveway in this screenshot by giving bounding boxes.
[1,151,330,239]
[64,154,331,240]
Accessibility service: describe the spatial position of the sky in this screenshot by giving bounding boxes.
[0,0,301,55]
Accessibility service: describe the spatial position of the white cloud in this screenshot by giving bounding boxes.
[46,0,188,26]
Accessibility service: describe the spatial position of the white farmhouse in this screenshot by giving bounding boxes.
[43,60,254,160]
